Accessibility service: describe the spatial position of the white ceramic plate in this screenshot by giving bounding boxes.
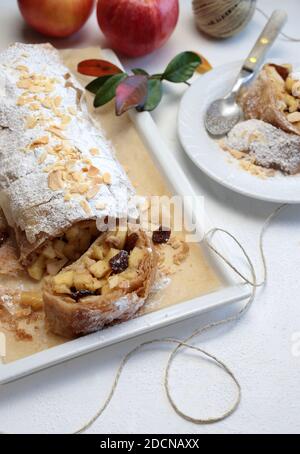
[178,60,300,204]
[0,51,250,384]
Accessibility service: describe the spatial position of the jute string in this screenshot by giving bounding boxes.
[0,204,287,434]
[72,204,286,433]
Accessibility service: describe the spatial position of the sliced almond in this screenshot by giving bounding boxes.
[16,96,27,106]
[71,171,83,182]
[53,108,63,118]
[41,97,53,109]
[77,183,89,194]
[25,115,38,129]
[80,199,92,215]
[46,126,66,139]
[95,201,106,210]
[86,185,99,200]
[29,103,40,111]
[50,163,65,172]
[17,79,31,89]
[16,65,29,72]
[103,172,111,185]
[53,143,63,153]
[90,147,100,156]
[93,176,103,185]
[20,72,30,79]
[29,85,44,93]
[44,82,55,93]
[48,170,65,190]
[50,123,63,130]
[54,96,62,107]
[30,136,49,147]
[87,165,99,177]
[61,115,71,125]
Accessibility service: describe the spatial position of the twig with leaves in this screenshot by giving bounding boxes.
[78,51,212,116]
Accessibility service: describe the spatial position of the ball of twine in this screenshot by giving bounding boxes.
[192,0,257,39]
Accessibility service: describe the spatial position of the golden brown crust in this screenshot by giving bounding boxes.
[43,228,157,338]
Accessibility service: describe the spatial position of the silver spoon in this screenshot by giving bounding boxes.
[205,10,287,137]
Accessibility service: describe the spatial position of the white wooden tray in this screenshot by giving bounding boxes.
[0,50,250,384]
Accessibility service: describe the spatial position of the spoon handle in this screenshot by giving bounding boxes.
[242,9,287,73]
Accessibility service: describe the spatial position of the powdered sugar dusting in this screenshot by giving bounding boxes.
[224,119,300,174]
[0,43,138,245]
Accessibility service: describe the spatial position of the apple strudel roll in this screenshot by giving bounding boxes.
[0,43,139,280]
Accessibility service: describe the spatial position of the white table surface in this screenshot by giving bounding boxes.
[0,0,299,434]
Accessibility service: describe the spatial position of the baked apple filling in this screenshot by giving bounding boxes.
[27,222,100,280]
[43,225,157,337]
[50,226,150,300]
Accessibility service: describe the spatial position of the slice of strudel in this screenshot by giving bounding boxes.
[238,63,300,136]
[44,226,157,337]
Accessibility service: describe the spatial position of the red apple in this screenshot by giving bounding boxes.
[97,0,179,58]
[18,0,95,38]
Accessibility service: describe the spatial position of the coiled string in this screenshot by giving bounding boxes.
[73,204,286,433]
[0,206,288,433]
[0,205,288,433]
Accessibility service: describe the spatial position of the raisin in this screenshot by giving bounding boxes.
[152,226,171,244]
[0,230,8,247]
[70,288,96,302]
[109,250,129,274]
[124,232,139,252]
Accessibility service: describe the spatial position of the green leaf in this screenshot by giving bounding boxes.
[140,79,163,112]
[86,75,114,94]
[162,52,201,83]
[94,73,127,108]
[132,68,149,76]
